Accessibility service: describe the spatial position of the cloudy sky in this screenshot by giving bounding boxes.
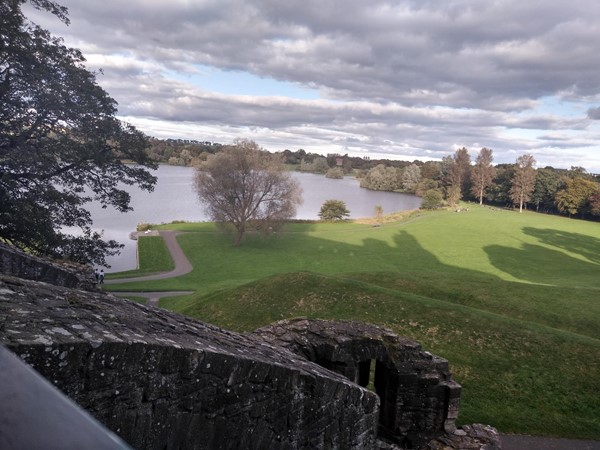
[27,0,600,171]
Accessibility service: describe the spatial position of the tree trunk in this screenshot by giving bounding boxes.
[234,229,244,246]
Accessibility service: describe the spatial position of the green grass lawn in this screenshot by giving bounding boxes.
[106,205,600,439]
[106,236,175,280]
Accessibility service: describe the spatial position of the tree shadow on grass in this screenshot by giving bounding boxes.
[522,227,600,265]
[485,240,600,288]
[485,227,600,288]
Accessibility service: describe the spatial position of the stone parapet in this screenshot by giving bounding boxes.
[0,243,96,290]
[256,319,462,449]
[0,275,378,449]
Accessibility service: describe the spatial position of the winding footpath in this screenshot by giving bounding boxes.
[105,230,599,450]
[105,230,194,306]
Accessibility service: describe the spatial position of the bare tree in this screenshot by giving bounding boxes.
[195,139,303,245]
[510,154,536,213]
[470,148,496,205]
[374,205,384,225]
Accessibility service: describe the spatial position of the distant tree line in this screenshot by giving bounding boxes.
[148,140,415,172]
[359,147,599,220]
[146,138,224,166]
[148,139,600,221]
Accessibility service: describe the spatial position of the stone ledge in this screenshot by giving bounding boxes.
[1,275,379,449]
[0,243,96,291]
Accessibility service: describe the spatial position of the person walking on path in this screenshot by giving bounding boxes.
[99,269,104,284]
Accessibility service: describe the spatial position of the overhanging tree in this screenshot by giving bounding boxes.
[0,0,157,265]
[194,139,302,246]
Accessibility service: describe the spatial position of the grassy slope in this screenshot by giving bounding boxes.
[107,206,600,439]
[106,236,175,280]
[183,272,599,438]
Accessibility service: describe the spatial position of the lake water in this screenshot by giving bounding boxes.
[89,165,421,271]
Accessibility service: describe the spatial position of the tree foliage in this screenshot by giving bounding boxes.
[590,190,600,217]
[470,148,495,205]
[318,200,350,221]
[0,0,156,265]
[445,148,471,200]
[555,177,599,217]
[299,156,329,173]
[325,167,344,179]
[531,167,562,213]
[486,164,515,205]
[421,189,444,210]
[401,164,422,193]
[359,164,400,191]
[194,139,302,246]
[510,154,536,212]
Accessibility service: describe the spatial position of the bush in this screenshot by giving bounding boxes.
[137,222,153,231]
[326,167,344,179]
[421,190,444,210]
[319,200,350,221]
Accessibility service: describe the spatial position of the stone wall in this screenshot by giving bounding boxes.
[256,319,461,449]
[0,274,378,449]
[0,242,95,290]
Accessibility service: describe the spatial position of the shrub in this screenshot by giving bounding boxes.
[319,200,350,221]
[326,167,344,179]
[137,222,152,231]
[421,190,444,210]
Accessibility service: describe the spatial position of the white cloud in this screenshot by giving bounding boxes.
[24,0,600,172]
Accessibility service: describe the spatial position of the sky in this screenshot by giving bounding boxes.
[26,0,600,172]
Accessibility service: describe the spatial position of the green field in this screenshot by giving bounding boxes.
[106,206,600,439]
[106,235,175,279]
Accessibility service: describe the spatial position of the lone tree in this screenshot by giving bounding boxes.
[374,205,384,224]
[510,154,536,213]
[0,0,157,265]
[195,139,302,246]
[470,148,496,205]
[319,200,350,221]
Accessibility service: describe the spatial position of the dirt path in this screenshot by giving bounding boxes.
[111,291,194,307]
[105,231,194,305]
[106,231,192,284]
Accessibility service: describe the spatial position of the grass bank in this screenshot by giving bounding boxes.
[106,205,600,439]
[106,236,174,280]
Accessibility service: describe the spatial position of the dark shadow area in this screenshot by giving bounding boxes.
[522,227,600,265]
[485,243,599,287]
